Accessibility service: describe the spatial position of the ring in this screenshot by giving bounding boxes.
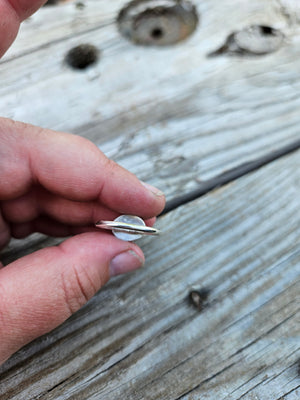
[95,215,160,241]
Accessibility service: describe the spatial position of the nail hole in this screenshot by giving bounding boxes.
[65,44,99,70]
[188,288,210,311]
[118,0,199,46]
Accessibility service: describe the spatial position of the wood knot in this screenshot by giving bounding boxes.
[117,0,199,46]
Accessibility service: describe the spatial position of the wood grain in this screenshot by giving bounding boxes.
[0,1,300,398]
[0,149,299,400]
[0,0,300,201]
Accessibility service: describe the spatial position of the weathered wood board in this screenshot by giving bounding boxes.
[0,0,300,399]
[0,147,299,400]
[0,0,300,200]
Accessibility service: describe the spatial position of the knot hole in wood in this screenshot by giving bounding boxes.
[209,24,284,57]
[189,288,211,311]
[117,0,199,46]
[65,44,100,70]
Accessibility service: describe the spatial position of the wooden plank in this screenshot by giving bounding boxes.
[0,0,300,201]
[0,149,299,399]
[2,0,293,61]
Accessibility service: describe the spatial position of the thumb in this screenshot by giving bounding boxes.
[0,232,144,364]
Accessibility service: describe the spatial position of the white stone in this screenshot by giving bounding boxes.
[112,215,145,241]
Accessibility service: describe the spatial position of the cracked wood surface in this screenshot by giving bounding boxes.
[0,0,300,200]
[0,149,299,400]
[0,0,300,399]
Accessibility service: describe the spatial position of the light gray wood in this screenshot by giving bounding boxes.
[1,1,300,398]
[2,0,291,60]
[0,149,299,400]
[0,0,300,200]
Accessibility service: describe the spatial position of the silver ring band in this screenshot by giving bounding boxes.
[95,220,160,236]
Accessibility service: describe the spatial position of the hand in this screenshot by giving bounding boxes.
[0,118,165,364]
[0,2,165,364]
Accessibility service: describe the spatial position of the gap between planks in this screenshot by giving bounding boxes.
[163,137,300,215]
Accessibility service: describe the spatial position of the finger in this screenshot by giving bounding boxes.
[2,187,158,227]
[0,1,47,57]
[4,0,46,18]
[0,232,145,364]
[10,216,93,238]
[1,186,119,225]
[0,118,165,218]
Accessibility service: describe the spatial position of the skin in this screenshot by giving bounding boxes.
[0,1,166,365]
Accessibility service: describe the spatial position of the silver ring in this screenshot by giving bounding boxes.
[95,215,160,241]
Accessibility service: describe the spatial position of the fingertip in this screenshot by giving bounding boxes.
[141,181,166,216]
[59,232,145,281]
[141,181,165,198]
[109,247,144,277]
[133,181,166,218]
[145,217,156,227]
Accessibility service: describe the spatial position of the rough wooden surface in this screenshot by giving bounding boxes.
[1,0,300,200]
[0,150,299,400]
[0,0,300,399]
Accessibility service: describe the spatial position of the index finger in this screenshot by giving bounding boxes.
[0,118,166,218]
[0,1,47,57]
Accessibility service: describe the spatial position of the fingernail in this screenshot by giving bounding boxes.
[109,250,144,277]
[141,181,165,197]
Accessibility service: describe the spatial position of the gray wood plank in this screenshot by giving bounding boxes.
[0,149,299,400]
[2,0,291,61]
[0,0,300,200]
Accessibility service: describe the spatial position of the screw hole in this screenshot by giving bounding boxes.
[118,0,199,47]
[260,25,274,35]
[65,44,99,70]
[151,27,164,39]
